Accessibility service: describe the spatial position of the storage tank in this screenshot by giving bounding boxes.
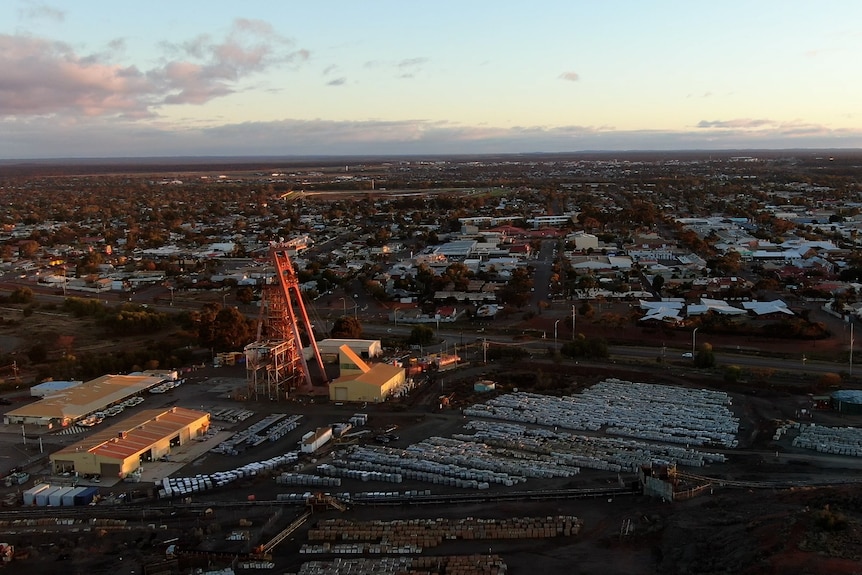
[23,484,51,506]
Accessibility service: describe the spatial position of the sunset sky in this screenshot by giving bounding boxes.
[2,0,862,158]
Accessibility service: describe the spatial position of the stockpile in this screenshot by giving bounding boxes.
[317,463,403,484]
[309,515,581,543]
[792,423,862,456]
[158,451,299,498]
[460,420,726,471]
[288,555,507,575]
[211,408,255,423]
[464,378,739,448]
[277,472,342,487]
[304,515,580,553]
[326,438,583,488]
[0,517,122,528]
[212,413,302,454]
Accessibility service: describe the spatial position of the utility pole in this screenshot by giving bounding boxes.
[851,322,855,377]
[572,305,576,339]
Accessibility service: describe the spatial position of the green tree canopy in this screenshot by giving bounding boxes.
[407,325,435,346]
[331,316,363,339]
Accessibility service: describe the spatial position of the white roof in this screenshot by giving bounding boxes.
[687,298,746,316]
[640,300,684,311]
[741,300,794,316]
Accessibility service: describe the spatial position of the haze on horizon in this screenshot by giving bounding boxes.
[2,0,862,160]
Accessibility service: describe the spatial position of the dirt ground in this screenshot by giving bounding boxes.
[3,302,862,574]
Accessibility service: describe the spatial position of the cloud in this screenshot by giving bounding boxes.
[326,77,346,86]
[0,35,153,118]
[18,1,65,22]
[398,57,427,69]
[697,119,774,129]
[559,71,580,82]
[6,115,860,160]
[152,19,308,105]
[0,18,309,118]
[363,57,427,78]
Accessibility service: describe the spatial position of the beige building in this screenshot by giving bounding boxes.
[4,374,165,427]
[329,346,405,403]
[50,407,210,479]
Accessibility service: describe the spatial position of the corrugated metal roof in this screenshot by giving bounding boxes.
[333,363,403,388]
[7,374,164,420]
[53,407,209,461]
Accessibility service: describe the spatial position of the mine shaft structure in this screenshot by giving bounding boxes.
[245,242,326,400]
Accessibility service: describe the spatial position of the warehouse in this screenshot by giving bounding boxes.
[29,380,82,398]
[329,350,405,403]
[4,373,166,427]
[50,406,210,479]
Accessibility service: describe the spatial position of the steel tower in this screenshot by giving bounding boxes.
[245,243,326,399]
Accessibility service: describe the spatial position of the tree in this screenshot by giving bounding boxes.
[27,343,48,363]
[18,240,39,258]
[407,325,435,346]
[236,286,255,305]
[694,342,716,368]
[209,307,256,351]
[724,365,742,383]
[331,316,363,339]
[651,274,665,294]
[8,286,33,304]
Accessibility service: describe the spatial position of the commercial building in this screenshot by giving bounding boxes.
[4,373,166,427]
[50,406,210,479]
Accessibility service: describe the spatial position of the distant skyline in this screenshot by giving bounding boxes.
[2,0,862,159]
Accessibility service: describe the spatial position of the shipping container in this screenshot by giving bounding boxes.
[23,483,51,506]
[49,486,74,507]
[61,487,86,506]
[35,486,63,506]
[74,486,100,506]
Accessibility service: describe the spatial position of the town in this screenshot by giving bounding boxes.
[1,150,862,575]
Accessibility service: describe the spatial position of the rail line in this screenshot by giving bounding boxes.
[0,485,639,522]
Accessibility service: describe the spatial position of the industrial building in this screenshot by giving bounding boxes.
[314,338,382,361]
[329,348,405,403]
[4,373,167,427]
[831,390,862,415]
[50,407,210,479]
[29,380,82,398]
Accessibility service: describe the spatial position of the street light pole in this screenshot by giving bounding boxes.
[339,297,346,315]
[851,322,854,377]
[692,327,699,357]
[571,305,576,339]
[554,319,561,351]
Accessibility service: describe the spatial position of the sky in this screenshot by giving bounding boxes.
[2,0,862,159]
